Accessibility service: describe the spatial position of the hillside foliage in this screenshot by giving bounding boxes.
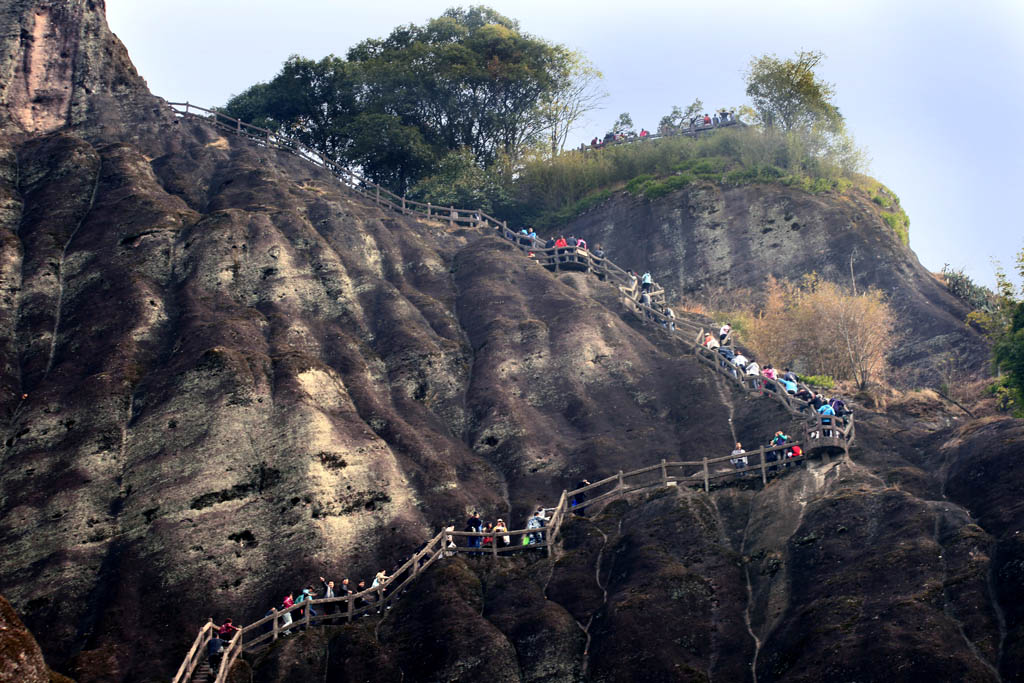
[722,275,896,389]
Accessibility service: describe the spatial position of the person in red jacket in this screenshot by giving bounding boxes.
[216,618,240,639]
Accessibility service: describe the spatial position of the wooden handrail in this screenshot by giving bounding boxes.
[168,101,853,679]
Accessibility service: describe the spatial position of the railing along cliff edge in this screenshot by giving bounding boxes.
[168,102,854,681]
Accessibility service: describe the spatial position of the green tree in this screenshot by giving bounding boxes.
[347,6,571,167]
[658,99,703,133]
[972,248,1024,413]
[223,55,359,163]
[744,50,842,133]
[540,53,606,156]
[610,112,635,136]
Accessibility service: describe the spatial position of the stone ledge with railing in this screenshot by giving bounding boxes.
[167,102,854,682]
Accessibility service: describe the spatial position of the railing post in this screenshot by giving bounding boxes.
[184,101,190,115]
[759,447,767,485]
[376,185,380,205]
[303,600,311,629]
[449,206,455,226]
[427,202,432,218]
[346,595,354,623]
[618,470,625,491]
[702,458,710,492]
[271,608,279,642]
[402,196,407,214]
[661,459,668,483]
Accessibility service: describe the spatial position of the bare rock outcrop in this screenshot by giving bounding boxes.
[562,184,985,385]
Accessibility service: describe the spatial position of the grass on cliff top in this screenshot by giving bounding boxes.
[514,126,909,244]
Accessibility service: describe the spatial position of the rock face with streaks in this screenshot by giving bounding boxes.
[561,184,986,386]
[0,1,1022,682]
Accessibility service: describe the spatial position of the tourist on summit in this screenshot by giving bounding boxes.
[703,113,712,125]
[592,244,605,259]
[640,128,649,138]
[641,271,653,293]
[482,522,495,548]
[719,323,731,343]
[782,367,798,383]
[566,235,578,247]
[745,360,761,377]
[780,377,798,394]
[663,306,675,331]
[811,393,826,411]
[762,365,777,380]
[577,236,588,251]
[712,114,719,127]
[817,401,836,416]
[704,332,719,349]
[730,443,748,472]
[319,576,337,623]
[372,570,389,589]
[732,352,748,370]
[795,387,813,404]
[544,236,556,249]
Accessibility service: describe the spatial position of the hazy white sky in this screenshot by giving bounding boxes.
[106,0,1024,288]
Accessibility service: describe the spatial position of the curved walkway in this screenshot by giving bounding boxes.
[168,103,853,683]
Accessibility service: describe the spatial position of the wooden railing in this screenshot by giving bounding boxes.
[171,410,851,676]
[169,102,853,681]
[167,102,509,233]
[171,619,214,683]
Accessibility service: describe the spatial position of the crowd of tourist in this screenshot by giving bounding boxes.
[577,110,740,151]
[699,324,853,422]
[462,508,551,549]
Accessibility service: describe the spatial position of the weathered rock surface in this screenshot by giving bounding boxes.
[562,184,985,385]
[0,1,1022,682]
[0,595,72,683]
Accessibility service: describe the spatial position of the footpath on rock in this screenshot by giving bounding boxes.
[169,104,856,683]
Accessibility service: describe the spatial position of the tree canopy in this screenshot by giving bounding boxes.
[222,6,598,194]
[744,50,842,133]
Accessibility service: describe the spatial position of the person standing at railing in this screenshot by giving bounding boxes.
[216,618,240,640]
[555,235,569,262]
[319,577,337,623]
[577,236,588,251]
[730,443,748,473]
[465,511,483,548]
[592,244,605,259]
[719,323,731,343]
[663,306,675,331]
[704,332,719,349]
[493,519,511,548]
[571,480,591,516]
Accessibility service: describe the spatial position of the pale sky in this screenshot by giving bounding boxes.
[106,0,1024,290]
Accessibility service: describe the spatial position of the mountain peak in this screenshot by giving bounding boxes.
[0,0,150,134]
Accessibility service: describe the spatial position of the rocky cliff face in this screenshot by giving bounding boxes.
[0,1,1021,682]
[562,184,984,385]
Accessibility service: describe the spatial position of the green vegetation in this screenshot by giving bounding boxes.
[222,7,602,195]
[959,248,1024,415]
[222,9,906,237]
[799,375,837,390]
[744,50,841,133]
[941,265,995,311]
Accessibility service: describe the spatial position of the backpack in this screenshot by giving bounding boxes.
[718,347,735,361]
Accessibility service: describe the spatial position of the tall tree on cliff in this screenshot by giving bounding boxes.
[744,50,842,133]
[224,6,580,194]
